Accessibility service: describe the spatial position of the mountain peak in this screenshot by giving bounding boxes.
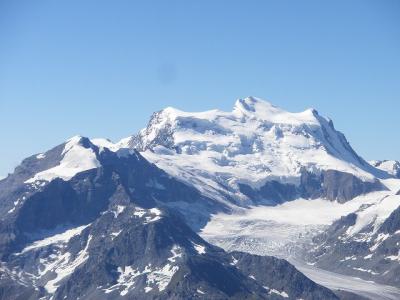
[233,96,283,114]
[233,96,319,126]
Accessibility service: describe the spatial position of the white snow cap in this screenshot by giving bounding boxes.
[25,136,101,183]
[130,96,382,204]
[233,97,319,125]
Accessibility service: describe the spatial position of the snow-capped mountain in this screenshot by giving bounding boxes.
[119,97,388,205]
[1,96,399,299]
[116,96,400,295]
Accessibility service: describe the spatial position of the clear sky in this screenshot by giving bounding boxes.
[1,0,399,177]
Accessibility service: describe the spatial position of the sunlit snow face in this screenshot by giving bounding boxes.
[25,136,100,184]
[117,97,378,206]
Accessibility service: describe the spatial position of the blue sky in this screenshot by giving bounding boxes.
[0,0,399,177]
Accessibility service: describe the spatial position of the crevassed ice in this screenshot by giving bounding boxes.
[200,191,400,258]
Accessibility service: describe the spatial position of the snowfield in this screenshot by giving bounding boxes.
[25,136,100,183]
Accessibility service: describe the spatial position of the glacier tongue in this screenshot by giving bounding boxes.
[200,191,399,257]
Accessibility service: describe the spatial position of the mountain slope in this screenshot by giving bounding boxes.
[0,136,337,299]
[119,97,387,205]
[1,204,338,300]
[0,135,218,252]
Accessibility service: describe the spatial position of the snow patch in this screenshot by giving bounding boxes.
[36,153,46,159]
[133,207,146,218]
[168,245,182,263]
[112,205,126,218]
[44,235,92,293]
[146,263,179,292]
[20,224,90,254]
[103,266,141,296]
[144,208,162,223]
[110,230,122,239]
[269,288,289,298]
[132,207,163,223]
[230,256,238,266]
[192,242,206,255]
[370,233,390,252]
[352,267,379,275]
[385,250,400,261]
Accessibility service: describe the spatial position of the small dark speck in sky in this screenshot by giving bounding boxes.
[156,63,178,85]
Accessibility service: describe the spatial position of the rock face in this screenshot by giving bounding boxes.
[300,170,386,203]
[0,205,338,300]
[0,136,338,299]
[230,252,338,300]
[237,169,386,205]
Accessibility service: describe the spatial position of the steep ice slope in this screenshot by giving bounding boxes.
[122,97,387,205]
